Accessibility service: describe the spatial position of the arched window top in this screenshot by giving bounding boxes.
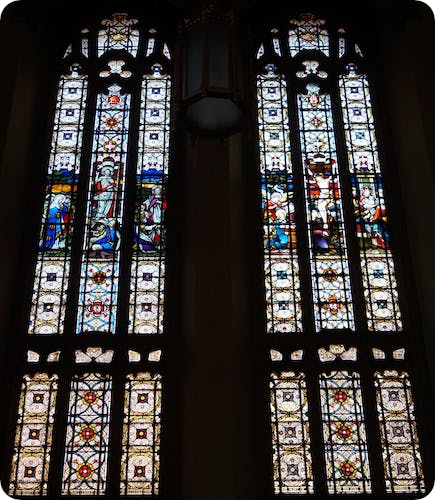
[61,11,173,71]
[256,12,364,62]
[6,7,175,496]
[98,13,140,57]
[257,7,430,497]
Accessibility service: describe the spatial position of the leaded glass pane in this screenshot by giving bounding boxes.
[98,13,139,57]
[270,372,313,494]
[61,373,112,495]
[288,14,329,57]
[297,84,355,331]
[29,66,87,335]
[319,371,371,494]
[76,85,131,334]
[257,64,302,333]
[339,65,402,331]
[120,372,162,495]
[129,65,171,335]
[9,374,58,496]
[374,370,425,494]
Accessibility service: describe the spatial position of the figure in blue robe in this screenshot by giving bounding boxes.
[91,220,119,251]
[40,194,69,250]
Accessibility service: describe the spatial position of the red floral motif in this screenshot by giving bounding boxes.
[103,140,117,152]
[76,463,94,480]
[80,426,96,442]
[323,296,343,315]
[336,423,353,440]
[88,300,106,315]
[83,390,98,405]
[333,389,349,404]
[339,460,357,479]
[105,117,118,128]
[91,272,107,285]
[108,95,120,105]
[323,268,338,282]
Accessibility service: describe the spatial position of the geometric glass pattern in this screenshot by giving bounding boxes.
[61,373,112,495]
[129,65,171,335]
[257,11,430,497]
[340,65,402,331]
[257,64,302,333]
[319,371,371,494]
[98,13,139,58]
[76,85,131,334]
[270,372,313,494]
[29,67,87,335]
[297,84,355,331]
[9,373,58,496]
[7,11,173,498]
[288,14,329,57]
[374,370,425,494]
[120,373,162,495]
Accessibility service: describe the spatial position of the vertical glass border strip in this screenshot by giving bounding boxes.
[120,372,162,495]
[257,65,302,334]
[339,66,402,332]
[319,371,371,494]
[374,370,425,494]
[29,67,87,335]
[288,14,329,57]
[9,373,58,496]
[297,83,355,331]
[129,65,171,335]
[270,372,313,494]
[61,373,112,495]
[77,85,131,334]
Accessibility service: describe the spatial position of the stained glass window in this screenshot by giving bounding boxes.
[374,370,425,494]
[257,65,302,334]
[121,372,162,495]
[61,373,112,495]
[7,11,173,498]
[129,64,171,335]
[29,66,87,335]
[76,84,130,334]
[288,14,329,57]
[270,372,313,494]
[339,64,402,332]
[9,374,58,496]
[297,83,354,331]
[256,12,430,497]
[319,371,371,494]
[98,13,139,57]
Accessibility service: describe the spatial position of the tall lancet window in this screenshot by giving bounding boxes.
[7,12,174,497]
[256,13,432,496]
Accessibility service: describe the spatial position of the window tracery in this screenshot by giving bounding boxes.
[8,12,173,497]
[257,13,428,496]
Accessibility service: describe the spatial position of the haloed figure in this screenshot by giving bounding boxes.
[135,185,163,252]
[40,193,70,250]
[93,158,117,219]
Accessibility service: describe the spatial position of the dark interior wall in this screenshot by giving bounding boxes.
[0,1,433,499]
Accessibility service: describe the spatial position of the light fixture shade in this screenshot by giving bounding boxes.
[183,4,243,133]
